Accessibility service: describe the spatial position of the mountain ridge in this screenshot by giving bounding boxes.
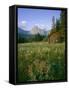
[18,26,49,37]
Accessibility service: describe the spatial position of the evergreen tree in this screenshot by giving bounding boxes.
[56,19,60,31]
[52,16,56,30]
[60,11,65,40]
[60,11,65,29]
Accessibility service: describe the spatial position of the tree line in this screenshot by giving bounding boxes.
[18,34,47,43]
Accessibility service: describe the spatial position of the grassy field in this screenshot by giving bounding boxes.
[18,42,65,82]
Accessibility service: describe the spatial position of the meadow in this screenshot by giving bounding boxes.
[18,42,65,82]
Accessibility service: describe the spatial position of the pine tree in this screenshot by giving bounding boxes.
[56,19,60,32]
[60,11,65,29]
[52,16,56,30]
[60,11,65,40]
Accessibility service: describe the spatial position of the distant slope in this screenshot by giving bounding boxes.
[18,26,49,39]
[18,28,31,38]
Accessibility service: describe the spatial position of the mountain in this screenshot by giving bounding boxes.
[18,28,31,38]
[18,28,30,35]
[18,27,50,43]
[30,26,47,36]
[18,26,49,39]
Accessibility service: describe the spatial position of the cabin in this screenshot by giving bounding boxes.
[48,31,61,43]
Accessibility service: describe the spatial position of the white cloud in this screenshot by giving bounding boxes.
[40,24,45,29]
[18,20,27,30]
[34,24,39,26]
[21,20,27,29]
[34,23,45,29]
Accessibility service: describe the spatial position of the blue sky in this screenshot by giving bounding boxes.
[18,8,61,31]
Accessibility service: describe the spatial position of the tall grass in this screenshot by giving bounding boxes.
[18,42,65,82]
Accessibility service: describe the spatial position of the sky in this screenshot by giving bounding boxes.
[18,8,61,31]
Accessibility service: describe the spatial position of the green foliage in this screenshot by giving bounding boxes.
[18,37,27,43]
[18,42,65,82]
[56,19,61,31]
[52,16,56,30]
[60,11,65,29]
[34,33,44,41]
[18,34,47,43]
[49,11,66,43]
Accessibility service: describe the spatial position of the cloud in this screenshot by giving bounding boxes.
[18,20,27,30]
[34,23,45,29]
[40,24,45,29]
[21,20,27,29]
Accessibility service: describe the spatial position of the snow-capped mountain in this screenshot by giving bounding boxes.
[30,26,47,36]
